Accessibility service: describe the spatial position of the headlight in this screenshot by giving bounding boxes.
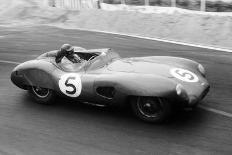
[198,64,206,76]
[176,84,183,96]
[175,84,189,102]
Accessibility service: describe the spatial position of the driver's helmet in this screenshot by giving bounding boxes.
[60,44,74,55]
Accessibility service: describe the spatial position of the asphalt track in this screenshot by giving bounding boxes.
[0,26,232,154]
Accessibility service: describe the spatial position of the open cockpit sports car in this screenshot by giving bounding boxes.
[11,47,210,123]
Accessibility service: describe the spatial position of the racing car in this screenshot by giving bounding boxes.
[11,48,210,123]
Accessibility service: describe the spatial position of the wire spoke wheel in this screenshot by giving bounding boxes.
[29,86,56,105]
[131,97,172,123]
[137,97,164,118]
[32,86,50,98]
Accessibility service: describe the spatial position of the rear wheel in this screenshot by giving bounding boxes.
[29,86,56,105]
[131,97,172,123]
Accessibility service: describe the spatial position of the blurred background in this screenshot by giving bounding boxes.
[102,0,232,12]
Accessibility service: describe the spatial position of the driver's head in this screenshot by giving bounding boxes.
[60,44,74,55]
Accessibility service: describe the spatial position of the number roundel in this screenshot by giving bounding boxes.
[170,68,199,83]
[58,73,82,97]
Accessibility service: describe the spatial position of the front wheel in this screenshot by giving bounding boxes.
[29,86,56,105]
[131,97,172,123]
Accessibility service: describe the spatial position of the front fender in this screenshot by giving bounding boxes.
[11,60,58,90]
[95,74,178,97]
[117,75,177,97]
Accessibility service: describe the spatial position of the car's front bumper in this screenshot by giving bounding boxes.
[187,85,210,106]
[175,82,210,107]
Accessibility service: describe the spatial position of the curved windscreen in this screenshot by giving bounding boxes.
[85,50,120,71]
[57,57,87,72]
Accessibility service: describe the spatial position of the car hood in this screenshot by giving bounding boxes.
[107,56,195,77]
[107,56,209,100]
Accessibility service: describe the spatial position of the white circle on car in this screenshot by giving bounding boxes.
[170,68,199,82]
[58,73,82,97]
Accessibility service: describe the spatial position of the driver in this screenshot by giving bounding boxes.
[37,44,86,64]
[55,44,82,64]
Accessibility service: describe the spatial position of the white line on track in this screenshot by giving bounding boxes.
[0,60,20,65]
[0,36,4,38]
[73,28,232,53]
[113,36,128,40]
[199,105,232,118]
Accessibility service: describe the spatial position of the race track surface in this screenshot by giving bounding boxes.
[0,26,232,154]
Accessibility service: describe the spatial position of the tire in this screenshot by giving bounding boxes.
[29,86,56,105]
[131,96,172,123]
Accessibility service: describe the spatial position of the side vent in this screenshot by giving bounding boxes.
[96,87,115,99]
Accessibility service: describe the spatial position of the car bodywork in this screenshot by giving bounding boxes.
[11,48,210,108]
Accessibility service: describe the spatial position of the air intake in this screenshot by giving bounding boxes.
[96,87,115,99]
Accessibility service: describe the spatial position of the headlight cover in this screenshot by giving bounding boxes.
[198,64,206,77]
[175,84,189,103]
[176,84,183,96]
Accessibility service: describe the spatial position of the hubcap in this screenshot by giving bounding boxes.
[137,97,164,118]
[32,86,50,98]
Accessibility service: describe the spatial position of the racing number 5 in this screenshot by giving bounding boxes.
[175,69,194,81]
[170,68,199,83]
[65,77,76,95]
[59,73,82,97]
